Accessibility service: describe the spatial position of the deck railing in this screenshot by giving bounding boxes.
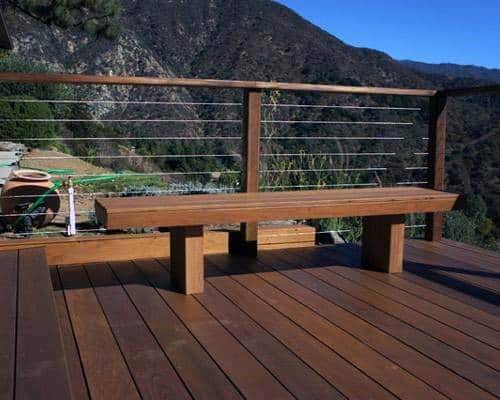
[0,72,498,242]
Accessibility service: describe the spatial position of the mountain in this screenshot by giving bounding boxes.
[401,60,500,83]
[1,0,499,241]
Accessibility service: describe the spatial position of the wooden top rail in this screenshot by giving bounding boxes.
[0,72,437,96]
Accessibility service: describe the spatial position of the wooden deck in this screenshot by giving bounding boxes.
[2,239,499,400]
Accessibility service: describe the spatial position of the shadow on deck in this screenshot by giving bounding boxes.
[3,240,500,399]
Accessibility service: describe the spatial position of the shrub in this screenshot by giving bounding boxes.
[0,95,58,147]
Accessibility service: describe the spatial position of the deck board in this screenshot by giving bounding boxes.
[1,239,499,399]
[50,267,90,400]
[0,250,17,399]
[108,260,243,400]
[16,248,72,400]
[58,265,140,400]
[85,262,192,400]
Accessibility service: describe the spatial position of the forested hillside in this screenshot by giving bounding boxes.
[1,0,498,248]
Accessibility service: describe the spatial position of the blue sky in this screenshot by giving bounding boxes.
[276,0,500,69]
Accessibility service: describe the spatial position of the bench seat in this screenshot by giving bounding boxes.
[95,187,462,294]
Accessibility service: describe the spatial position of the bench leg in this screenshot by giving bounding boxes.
[170,226,204,294]
[362,215,405,273]
[229,223,258,257]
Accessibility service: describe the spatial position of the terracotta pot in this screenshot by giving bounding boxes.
[1,169,61,225]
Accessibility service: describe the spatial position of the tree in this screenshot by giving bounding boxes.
[0,95,58,147]
[9,0,123,39]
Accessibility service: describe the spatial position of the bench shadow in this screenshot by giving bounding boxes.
[50,244,500,308]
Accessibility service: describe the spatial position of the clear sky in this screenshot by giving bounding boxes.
[276,0,500,69]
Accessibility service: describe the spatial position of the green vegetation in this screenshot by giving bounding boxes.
[12,0,122,39]
[444,194,498,250]
[0,95,58,147]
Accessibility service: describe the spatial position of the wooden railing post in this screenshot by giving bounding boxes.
[425,93,448,241]
[229,89,262,255]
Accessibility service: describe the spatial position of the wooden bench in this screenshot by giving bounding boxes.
[95,187,462,294]
[0,248,72,400]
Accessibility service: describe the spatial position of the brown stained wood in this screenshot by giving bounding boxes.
[258,225,315,248]
[0,250,17,400]
[426,94,448,241]
[84,263,192,400]
[209,255,446,400]
[274,248,500,396]
[404,245,500,294]
[0,72,437,96]
[401,252,500,316]
[192,280,345,400]
[335,243,500,331]
[0,226,312,266]
[239,89,262,252]
[442,239,500,262]
[15,248,73,400]
[58,265,140,400]
[135,259,294,400]
[96,188,462,230]
[409,239,500,273]
[204,260,397,400]
[252,251,496,400]
[108,260,243,400]
[321,252,500,349]
[50,267,90,400]
[362,215,405,273]
[314,248,500,370]
[0,232,227,266]
[170,226,204,294]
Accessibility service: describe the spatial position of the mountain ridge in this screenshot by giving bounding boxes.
[1,0,498,239]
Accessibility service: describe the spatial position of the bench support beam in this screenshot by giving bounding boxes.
[362,215,405,273]
[170,226,204,294]
[239,89,262,251]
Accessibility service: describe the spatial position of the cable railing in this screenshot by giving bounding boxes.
[0,72,439,241]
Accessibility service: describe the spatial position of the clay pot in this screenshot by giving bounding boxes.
[1,169,61,225]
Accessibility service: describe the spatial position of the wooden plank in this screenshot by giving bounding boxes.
[404,245,500,294]
[108,260,242,400]
[274,247,500,396]
[402,254,500,315]
[258,225,316,249]
[135,259,294,400]
[238,89,262,253]
[409,239,500,273]
[58,265,140,400]
[49,267,90,400]
[170,226,204,294]
[362,215,405,273]
[254,251,496,400]
[323,249,500,349]
[192,277,344,399]
[84,263,192,400]
[425,94,448,241]
[441,85,500,97]
[96,188,462,230]
[0,231,227,266]
[442,239,500,262]
[0,72,437,96]
[314,247,500,370]
[16,248,72,400]
[0,226,314,266]
[204,260,397,400]
[209,255,446,400]
[336,243,500,331]
[0,250,17,400]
